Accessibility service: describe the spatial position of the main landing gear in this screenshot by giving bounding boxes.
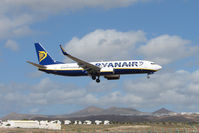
[92,76,96,80]
[92,75,100,83]
[96,78,100,83]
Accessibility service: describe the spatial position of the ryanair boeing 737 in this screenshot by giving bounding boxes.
[27,43,162,83]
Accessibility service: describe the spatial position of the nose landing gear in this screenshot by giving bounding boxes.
[147,74,150,79]
[147,72,154,79]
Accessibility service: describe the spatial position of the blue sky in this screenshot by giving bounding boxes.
[0,0,199,117]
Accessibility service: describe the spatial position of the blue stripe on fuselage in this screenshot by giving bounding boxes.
[39,68,156,76]
[39,69,87,76]
[114,68,155,74]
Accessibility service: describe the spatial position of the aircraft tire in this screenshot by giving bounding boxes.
[92,76,96,80]
[96,79,100,83]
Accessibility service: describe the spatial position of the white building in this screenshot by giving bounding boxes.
[104,120,110,125]
[48,123,61,130]
[50,120,61,124]
[39,120,48,129]
[64,120,71,125]
[1,121,13,128]
[0,120,61,130]
[84,120,92,125]
[5,120,39,129]
[95,120,102,125]
[74,120,82,125]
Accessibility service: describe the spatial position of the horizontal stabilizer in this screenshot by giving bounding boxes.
[27,61,46,69]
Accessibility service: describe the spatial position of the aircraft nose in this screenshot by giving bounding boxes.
[157,65,162,70]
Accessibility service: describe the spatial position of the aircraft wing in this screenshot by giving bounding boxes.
[60,45,101,74]
[27,61,46,69]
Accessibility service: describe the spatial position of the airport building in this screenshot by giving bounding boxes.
[0,120,61,130]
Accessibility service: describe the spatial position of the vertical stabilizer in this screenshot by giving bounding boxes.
[35,43,55,65]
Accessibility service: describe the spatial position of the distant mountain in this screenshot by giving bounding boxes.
[102,107,144,116]
[1,112,48,120]
[153,108,174,115]
[1,106,145,120]
[65,106,145,117]
[3,106,193,123]
[66,106,104,117]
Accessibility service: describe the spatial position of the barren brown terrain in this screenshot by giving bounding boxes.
[0,123,199,133]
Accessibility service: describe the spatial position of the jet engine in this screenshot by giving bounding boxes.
[104,75,120,80]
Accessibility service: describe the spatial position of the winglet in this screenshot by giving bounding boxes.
[60,45,69,55]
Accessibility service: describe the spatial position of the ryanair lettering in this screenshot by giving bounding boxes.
[95,61,141,68]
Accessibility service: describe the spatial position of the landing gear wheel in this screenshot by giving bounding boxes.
[92,76,96,80]
[96,79,100,83]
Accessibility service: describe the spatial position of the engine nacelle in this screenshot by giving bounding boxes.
[104,75,120,80]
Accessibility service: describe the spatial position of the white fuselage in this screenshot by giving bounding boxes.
[39,60,162,76]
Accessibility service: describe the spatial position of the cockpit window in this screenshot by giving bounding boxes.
[151,63,157,65]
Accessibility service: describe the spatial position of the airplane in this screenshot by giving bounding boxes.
[27,43,162,83]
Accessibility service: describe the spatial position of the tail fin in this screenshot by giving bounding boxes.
[35,43,55,65]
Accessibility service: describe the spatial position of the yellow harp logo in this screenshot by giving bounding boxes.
[39,51,47,62]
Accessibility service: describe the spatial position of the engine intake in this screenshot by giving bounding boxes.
[104,75,120,80]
